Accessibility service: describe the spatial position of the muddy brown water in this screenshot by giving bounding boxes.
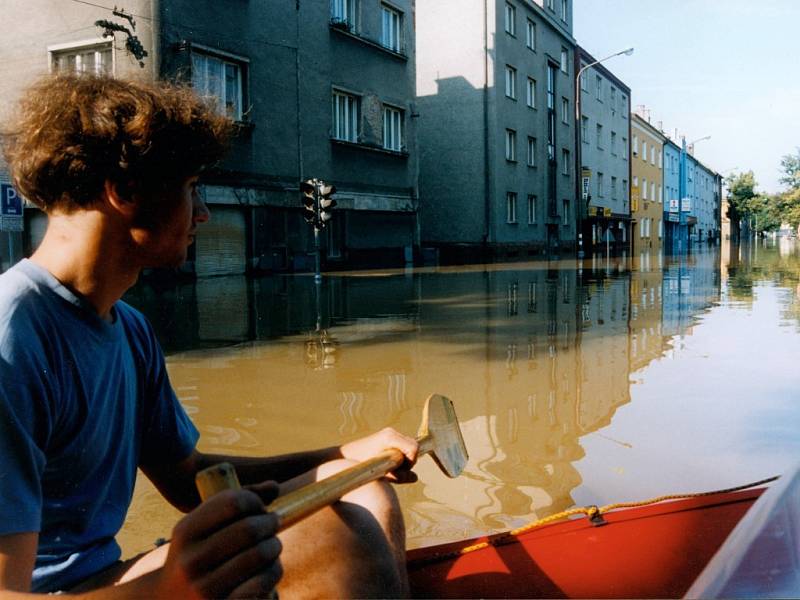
[118,240,800,556]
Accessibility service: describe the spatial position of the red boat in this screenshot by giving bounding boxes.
[407,466,800,598]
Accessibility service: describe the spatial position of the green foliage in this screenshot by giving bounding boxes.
[780,148,800,191]
[725,171,758,217]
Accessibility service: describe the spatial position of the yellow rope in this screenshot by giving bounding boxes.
[409,475,779,565]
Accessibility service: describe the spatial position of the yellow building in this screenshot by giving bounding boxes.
[631,113,666,255]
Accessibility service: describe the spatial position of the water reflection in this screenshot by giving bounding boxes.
[119,242,800,553]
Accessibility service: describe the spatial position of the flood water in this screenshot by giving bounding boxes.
[118,239,800,556]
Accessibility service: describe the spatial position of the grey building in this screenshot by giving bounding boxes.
[574,46,631,254]
[0,0,418,276]
[416,0,577,262]
[691,158,721,244]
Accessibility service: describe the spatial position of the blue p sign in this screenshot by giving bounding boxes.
[1,184,22,216]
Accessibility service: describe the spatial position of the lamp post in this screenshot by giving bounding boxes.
[575,46,633,258]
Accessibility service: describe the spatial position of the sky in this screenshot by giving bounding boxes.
[574,0,800,195]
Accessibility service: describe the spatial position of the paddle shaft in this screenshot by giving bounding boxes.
[197,433,435,531]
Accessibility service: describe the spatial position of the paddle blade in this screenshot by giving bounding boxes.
[418,394,468,478]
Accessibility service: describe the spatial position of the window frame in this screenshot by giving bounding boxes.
[505,65,517,99]
[190,47,248,122]
[507,192,518,224]
[332,89,360,143]
[382,104,403,151]
[526,77,536,108]
[331,0,359,29]
[527,136,537,167]
[527,194,537,224]
[380,3,402,52]
[526,19,536,50]
[49,39,113,75]
[505,128,517,162]
[505,2,516,36]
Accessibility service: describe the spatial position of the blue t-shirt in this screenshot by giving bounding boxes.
[0,260,199,592]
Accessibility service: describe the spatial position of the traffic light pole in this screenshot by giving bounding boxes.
[314,225,322,284]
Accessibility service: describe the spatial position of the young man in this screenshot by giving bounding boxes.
[0,74,418,598]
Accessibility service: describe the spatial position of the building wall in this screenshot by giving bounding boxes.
[630,114,665,255]
[416,0,576,258]
[575,47,631,252]
[692,160,718,243]
[663,140,682,251]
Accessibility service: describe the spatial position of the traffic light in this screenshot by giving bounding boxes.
[318,183,337,226]
[300,180,317,225]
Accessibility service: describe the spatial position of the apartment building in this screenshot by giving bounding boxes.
[574,46,631,254]
[0,0,418,275]
[416,0,577,262]
[630,112,665,254]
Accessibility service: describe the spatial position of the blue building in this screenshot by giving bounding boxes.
[663,139,683,252]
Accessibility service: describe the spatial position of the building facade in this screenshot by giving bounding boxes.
[0,0,419,276]
[691,158,720,244]
[662,139,683,252]
[630,113,665,255]
[416,0,577,262]
[574,46,631,255]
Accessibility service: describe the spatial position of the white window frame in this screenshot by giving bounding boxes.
[561,149,569,175]
[642,177,648,200]
[382,105,403,151]
[651,181,656,202]
[633,135,639,155]
[332,89,360,142]
[505,129,517,161]
[560,0,568,21]
[507,192,518,223]
[381,4,402,52]
[505,65,517,99]
[332,0,358,28]
[528,194,537,224]
[526,19,536,50]
[650,146,655,164]
[610,131,617,156]
[49,39,113,75]
[658,150,663,168]
[505,2,516,35]
[560,47,568,74]
[527,137,536,167]
[658,184,663,203]
[191,48,247,121]
[526,77,536,108]
[622,137,628,159]
[561,97,569,123]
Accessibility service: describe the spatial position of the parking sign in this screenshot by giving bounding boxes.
[1,183,24,231]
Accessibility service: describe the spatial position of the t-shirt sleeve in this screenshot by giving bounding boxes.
[0,376,48,535]
[137,330,199,467]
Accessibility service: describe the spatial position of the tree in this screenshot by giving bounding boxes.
[780,148,800,191]
[725,171,758,217]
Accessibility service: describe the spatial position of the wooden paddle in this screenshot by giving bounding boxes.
[196,394,468,530]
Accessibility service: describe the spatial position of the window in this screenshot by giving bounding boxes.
[623,179,628,201]
[610,86,616,115]
[622,137,628,159]
[650,146,655,164]
[505,3,516,35]
[642,177,648,200]
[505,65,517,99]
[561,97,569,123]
[526,19,536,50]
[560,47,568,74]
[581,116,588,143]
[561,149,569,175]
[528,195,537,224]
[596,123,603,149]
[595,75,602,100]
[651,181,656,202]
[526,77,536,108]
[611,176,617,200]
[527,137,537,166]
[658,185,663,203]
[51,42,112,74]
[192,52,245,120]
[546,0,554,10]
[610,131,617,156]
[332,90,359,142]
[621,95,627,117]
[332,0,358,28]
[560,0,568,21]
[597,172,604,197]
[633,135,639,155]
[658,150,663,168]
[505,129,517,161]
[563,199,569,222]
[642,141,647,162]
[383,105,403,151]
[381,4,401,52]
[580,67,588,91]
[547,65,555,109]
[633,175,638,188]
[507,192,518,223]
[658,219,663,239]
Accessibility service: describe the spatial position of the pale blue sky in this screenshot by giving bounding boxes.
[574,0,800,194]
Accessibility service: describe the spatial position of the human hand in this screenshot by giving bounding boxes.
[340,427,420,483]
[157,484,282,598]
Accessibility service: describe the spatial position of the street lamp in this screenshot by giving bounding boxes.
[575,46,634,257]
[687,135,711,155]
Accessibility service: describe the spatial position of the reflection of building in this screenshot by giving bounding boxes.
[631,112,666,255]
[629,256,666,373]
[0,0,419,275]
[575,47,632,254]
[416,0,577,261]
[661,250,721,339]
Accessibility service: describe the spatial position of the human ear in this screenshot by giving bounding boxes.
[103,179,138,219]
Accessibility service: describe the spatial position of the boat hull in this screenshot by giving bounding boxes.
[407,488,762,598]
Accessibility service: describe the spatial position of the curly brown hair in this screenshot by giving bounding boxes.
[2,73,234,212]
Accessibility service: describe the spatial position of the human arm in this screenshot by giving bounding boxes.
[0,488,282,598]
[143,428,421,513]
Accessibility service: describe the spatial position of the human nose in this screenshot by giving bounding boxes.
[193,194,210,224]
